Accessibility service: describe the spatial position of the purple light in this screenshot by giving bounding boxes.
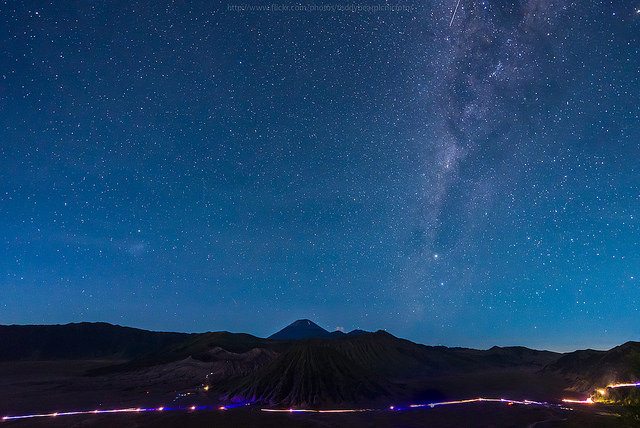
[262,397,558,414]
[2,405,212,421]
[0,393,578,422]
[607,382,640,389]
[219,403,251,410]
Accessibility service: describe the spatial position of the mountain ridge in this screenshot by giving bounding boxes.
[268,319,371,340]
[268,319,331,340]
[3,320,640,407]
[0,322,191,361]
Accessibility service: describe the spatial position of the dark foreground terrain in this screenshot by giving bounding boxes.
[1,321,639,427]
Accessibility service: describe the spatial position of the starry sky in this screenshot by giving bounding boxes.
[1,0,638,351]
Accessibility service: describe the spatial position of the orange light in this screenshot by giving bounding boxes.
[562,397,593,404]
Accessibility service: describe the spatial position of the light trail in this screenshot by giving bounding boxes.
[561,380,640,404]
[562,398,593,404]
[9,384,637,422]
[606,382,640,389]
[261,408,374,413]
[3,397,563,421]
[219,403,252,411]
[261,397,557,414]
[449,0,462,27]
[403,398,547,409]
[389,397,552,411]
[2,406,207,421]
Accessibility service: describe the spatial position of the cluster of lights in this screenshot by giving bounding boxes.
[562,380,640,405]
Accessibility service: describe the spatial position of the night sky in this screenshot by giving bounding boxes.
[1,0,638,351]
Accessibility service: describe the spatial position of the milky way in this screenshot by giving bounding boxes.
[0,0,638,350]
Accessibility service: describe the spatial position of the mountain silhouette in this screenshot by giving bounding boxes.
[4,320,640,409]
[543,341,640,391]
[268,319,332,340]
[0,322,189,361]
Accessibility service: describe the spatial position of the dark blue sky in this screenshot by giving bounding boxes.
[1,0,638,351]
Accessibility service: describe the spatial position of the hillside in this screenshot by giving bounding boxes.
[221,340,391,407]
[0,323,190,361]
[219,331,562,407]
[543,341,640,391]
[10,320,640,409]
